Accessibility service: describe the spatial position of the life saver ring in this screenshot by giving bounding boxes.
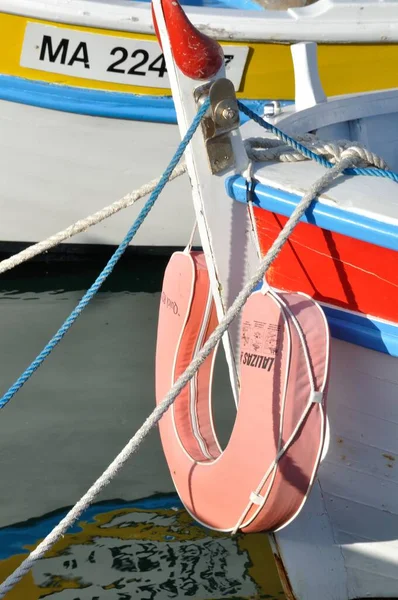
[155,251,330,533]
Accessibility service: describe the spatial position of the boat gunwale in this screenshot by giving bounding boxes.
[227,174,398,252]
[1,0,398,42]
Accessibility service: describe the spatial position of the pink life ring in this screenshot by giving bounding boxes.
[155,251,330,533]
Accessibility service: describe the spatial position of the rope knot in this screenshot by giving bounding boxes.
[340,145,389,170]
[245,129,389,171]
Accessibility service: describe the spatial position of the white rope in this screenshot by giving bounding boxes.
[0,150,361,598]
[245,135,389,169]
[0,164,186,276]
[231,288,326,534]
[245,162,262,260]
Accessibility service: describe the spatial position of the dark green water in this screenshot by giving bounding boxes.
[0,254,283,599]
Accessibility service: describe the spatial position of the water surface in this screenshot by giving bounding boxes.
[0,254,284,599]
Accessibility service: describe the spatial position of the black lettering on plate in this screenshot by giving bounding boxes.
[39,35,69,64]
[224,54,234,66]
[67,41,90,69]
[107,46,128,73]
[107,46,168,78]
[39,36,90,69]
[128,49,149,75]
[148,53,167,77]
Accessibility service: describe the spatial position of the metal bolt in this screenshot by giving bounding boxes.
[221,107,237,121]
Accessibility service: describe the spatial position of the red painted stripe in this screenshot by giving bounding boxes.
[254,207,398,323]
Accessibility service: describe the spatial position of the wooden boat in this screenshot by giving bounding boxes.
[0,0,398,252]
[151,0,398,598]
[0,1,397,597]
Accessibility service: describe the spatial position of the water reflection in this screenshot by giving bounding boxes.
[0,253,283,599]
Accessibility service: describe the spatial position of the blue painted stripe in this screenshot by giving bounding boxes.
[322,305,398,357]
[227,175,398,251]
[252,280,397,356]
[0,75,291,123]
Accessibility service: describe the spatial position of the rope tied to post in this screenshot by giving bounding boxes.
[1,101,398,597]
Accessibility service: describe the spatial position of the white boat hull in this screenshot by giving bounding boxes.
[273,337,398,599]
[149,1,398,594]
[0,324,396,600]
[1,0,398,253]
[0,98,195,249]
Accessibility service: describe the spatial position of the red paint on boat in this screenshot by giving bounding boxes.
[151,0,223,80]
[156,251,329,533]
[254,208,398,323]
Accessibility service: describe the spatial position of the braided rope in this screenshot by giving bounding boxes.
[0,151,359,599]
[0,164,186,276]
[245,135,389,169]
[238,101,398,182]
[1,97,397,598]
[0,100,209,411]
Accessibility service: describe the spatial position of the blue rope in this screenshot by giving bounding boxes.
[0,98,210,411]
[238,101,398,183]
